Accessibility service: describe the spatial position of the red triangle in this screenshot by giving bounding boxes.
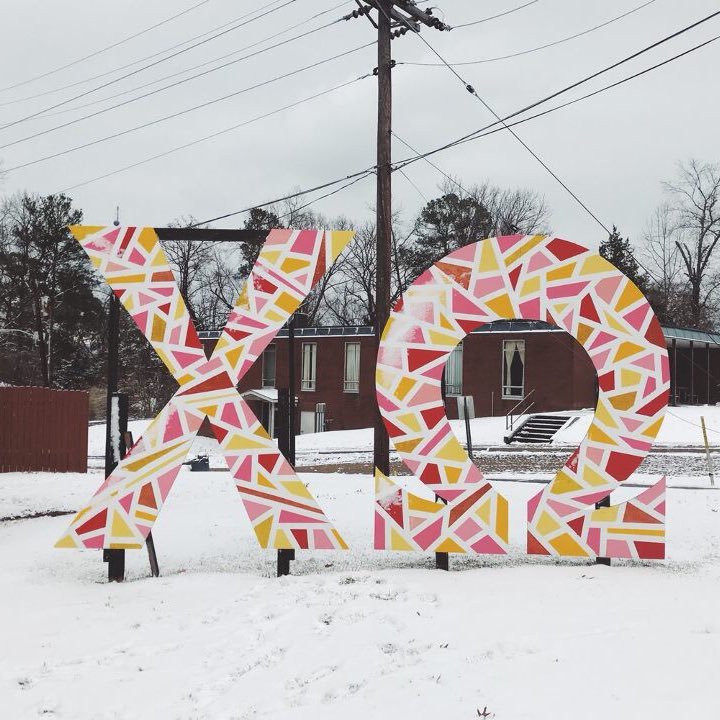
[567,515,585,537]
[421,406,446,429]
[291,529,308,548]
[177,372,234,396]
[598,371,615,392]
[623,503,658,524]
[635,540,665,560]
[408,348,446,373]
[580,295,600,323]
[547,238,587,261]
[527,530,550,555]
[76,508,108,535]
[385,491,405,528]
[138,483,157,510]
[457,318,483,334]
[645,317,666,348]
[508,265,522,290]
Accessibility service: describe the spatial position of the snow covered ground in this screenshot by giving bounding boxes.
[2,408,720,718]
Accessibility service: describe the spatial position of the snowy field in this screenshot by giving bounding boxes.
[2,408,720,718]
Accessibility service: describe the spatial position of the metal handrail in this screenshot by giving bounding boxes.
[505,388,536,432]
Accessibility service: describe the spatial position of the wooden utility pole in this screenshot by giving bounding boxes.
[365,0,450,477]
[374,0,393,477]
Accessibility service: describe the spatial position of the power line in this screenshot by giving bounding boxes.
[189,18,720,237]
[57,74,372,192]
[0,0,212,93]
[3,42,376,171]
[0,0,299,107]
[451,0,539,30]
[0,0,296,132]
[388,3,610,233]
[394,31,720,174]
[190,170,376,227]
[404,0,656,66]
[7,1,353,118]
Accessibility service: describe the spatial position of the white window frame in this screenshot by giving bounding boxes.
[261,344,276,388]
[502,339,525,399]
[444,343,463,396]
[344,342,360,393]
[301,342,317,392]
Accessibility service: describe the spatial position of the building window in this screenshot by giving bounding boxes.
[301,342,317,391]
[261,344,276,388]
[502,340,525,398]
[445,343,463,396]
[344,342,360,393]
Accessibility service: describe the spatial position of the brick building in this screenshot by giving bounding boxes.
[200,323,720,436]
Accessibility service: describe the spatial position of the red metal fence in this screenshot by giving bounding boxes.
[0,387,88,472]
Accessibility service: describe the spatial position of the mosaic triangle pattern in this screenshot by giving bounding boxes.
[56,226,353,551]
[376,235,669,560]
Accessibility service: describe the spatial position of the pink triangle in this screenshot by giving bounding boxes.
[118,493,133,514]
[243,499,271,521]
[624,303,649,331]
[413,516,444,549]
[519,297,541,320]
[313,529,334,549]
[278,509,325,525]
[622,417,643,432]
[595,276,622,304]
[450,243,478,261]
[128,247,145,266]
[496,234,524,253]
[592,347,612,370]
[631,353,657,371]
[589,331,615,350]
[470,534,505,554]
[527,251,553,273]
[157,468,179,502]
[452,289,486,317]
[548,499,579,517]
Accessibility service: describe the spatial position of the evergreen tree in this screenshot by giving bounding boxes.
[0,192,104,388]
[599,225,649,293]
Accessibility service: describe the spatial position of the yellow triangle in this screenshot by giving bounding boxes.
[642,416,664,438]
[616,281,643,311]
[614,341,644,362]
[549,532,590,557]
[225,434,269,450]
[407,493,443,514]
[435,438,467,462]
[428,330,459,347]
[537,510,560,536]
[69,224,105,242]
[199,404,218,418]
[486,293,515,319]
[55,534,79,548]
[258,472,277,489]
[274,529,294,549]
[583,465,609,487]
[547,262,576,281]
[445,465,462,484]
[330,230,355,261]
[587,424,617,445]
[138,227,158,252]
[111,511,135,539]
[478,241,499,272]
[395,438,422,454]
[439,313,455,331]
[551,471,583,494]
[476,497,491,525]
[150,248,167,266]
[254,516,273,547]
[281,257,310,274]
[282,480,314,500]
[332,528,348,550]
[435,537,465,553]
[496,495,508,542]
[580,254,614,276]
[577,323,593,345]
[390,527,414,550]
[592,505,619,522]
[604,310,629,336]
[505,234,545,265]
[224,345,243,369]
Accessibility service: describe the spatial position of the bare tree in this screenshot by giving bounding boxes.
[664,160,720,326]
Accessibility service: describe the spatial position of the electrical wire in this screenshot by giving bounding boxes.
[385,2,610,233]
[57,73,372,193]
[0,0,296,132]
[406,0,656,66]
[0,11,351,150]
[3,42,376,172]
[190,170,376,227]
[186,17,720,237]
[393,31,720,174]
[451,0,539,30]
[0,0,212,93]
[12,1,354,119]
[0,0,303,107]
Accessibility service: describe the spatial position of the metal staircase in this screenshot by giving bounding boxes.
[506,414,571,444]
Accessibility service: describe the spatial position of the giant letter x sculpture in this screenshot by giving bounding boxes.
[56,225,353,552]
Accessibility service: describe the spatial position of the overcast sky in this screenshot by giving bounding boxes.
[0,0,718,247]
